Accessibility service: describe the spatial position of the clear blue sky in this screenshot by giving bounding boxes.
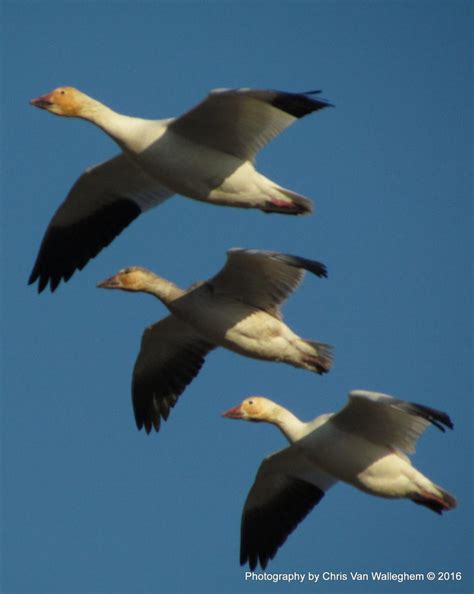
[1,2,472,593]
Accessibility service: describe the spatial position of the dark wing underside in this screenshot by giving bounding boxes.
[241,473,324,570]
[29,198,141,292]
[29,154,173,292]
[132,316,215,433]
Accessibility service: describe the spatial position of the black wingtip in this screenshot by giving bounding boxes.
[313,261,328,278]
[28,265,67,294]
[28,198,141,295]
[134,403,162,435]
[132,340,211,436]
[299,257,327,279]
[39,276,49,294]
[28,268,45,293]
[275,253,328,278]
[269,90,333,118]
[302,90,335,108]
[240,479,324,570]
[395,400,454,432]
[418,405,453,432]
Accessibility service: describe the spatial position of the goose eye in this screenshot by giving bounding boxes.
[248,400,254,405]
[60,90,65,95]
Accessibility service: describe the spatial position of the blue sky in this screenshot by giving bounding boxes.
[1,1,472,593]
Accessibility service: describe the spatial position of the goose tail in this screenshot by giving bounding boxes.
[411,483,457,514]
[263,185,313,215]
[299,340,333,374]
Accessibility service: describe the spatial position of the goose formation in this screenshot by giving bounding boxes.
[29,85,457,569]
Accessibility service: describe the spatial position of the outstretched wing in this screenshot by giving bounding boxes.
[332,390,454,454]
[240,446,336,570]
[209,248,327,313]
[29,154,174,292]
[132,315,215,433]
[169,88,332,161]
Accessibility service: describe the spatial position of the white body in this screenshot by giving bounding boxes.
[299,417,434,499]
[171,288,317,365]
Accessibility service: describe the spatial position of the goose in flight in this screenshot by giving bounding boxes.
[29,86,331,292]
[97,249,332,433]
[223,391,457,570]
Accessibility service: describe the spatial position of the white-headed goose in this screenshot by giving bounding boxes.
[223,391,457,570]
[97,249,332,433]
[29,86,331,292]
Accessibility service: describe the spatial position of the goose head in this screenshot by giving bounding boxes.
[97,267,154,292]
[222,396,276,423]
[30,86,90,117]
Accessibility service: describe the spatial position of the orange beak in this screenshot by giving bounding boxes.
[30,93,54,109]
[97,275,121,289]
[222,404,244,419]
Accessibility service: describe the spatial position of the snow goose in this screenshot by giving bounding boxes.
[223,391,457,570]
[97,249,332,433]
[29,86,331,292]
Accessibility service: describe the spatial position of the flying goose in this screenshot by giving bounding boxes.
[97,249,333,433]
[223,391,457,570]
[29,86,331,292]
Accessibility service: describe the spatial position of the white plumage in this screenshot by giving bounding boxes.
[223,391,457,570]
[29,86,331,292]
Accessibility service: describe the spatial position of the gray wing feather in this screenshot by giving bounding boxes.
[332,390,453,453]
[209,248,327,313]
[169,88,331,161]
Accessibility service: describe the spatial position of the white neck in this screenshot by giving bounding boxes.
[269,404,309,444]
[140,275,185,308]
[77,96,151,153]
